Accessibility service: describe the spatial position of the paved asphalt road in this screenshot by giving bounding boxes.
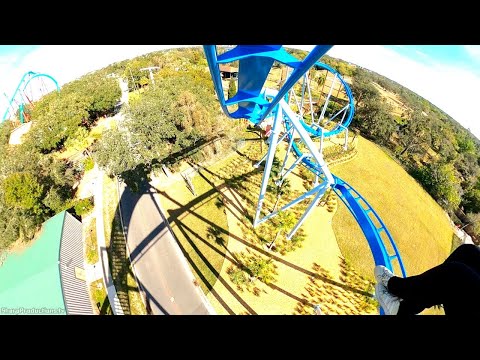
[118,180,212,315]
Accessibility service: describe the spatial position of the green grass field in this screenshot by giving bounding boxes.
[331,136,454,283]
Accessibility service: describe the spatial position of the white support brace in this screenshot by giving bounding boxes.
[253,106,284,227]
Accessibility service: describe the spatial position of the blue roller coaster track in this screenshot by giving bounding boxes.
[204,45,407,315]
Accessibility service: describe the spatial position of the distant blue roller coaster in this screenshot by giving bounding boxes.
[1,71,59,124]
[204,45,407,315]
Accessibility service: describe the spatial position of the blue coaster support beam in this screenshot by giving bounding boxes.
[204,45,407,315]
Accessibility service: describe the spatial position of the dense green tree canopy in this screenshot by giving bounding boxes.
[462,188,480,214]
[2,172,44,214]
[0,121,12,147]
[25,92,90,152]
[0,62,120,250]
[95,65,242,178]
[3,45,480,249]
[466,212,480,237]
[93,127,136,176]
[413,161,462,212]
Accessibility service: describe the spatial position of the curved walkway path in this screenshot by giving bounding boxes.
[117,180,215,315]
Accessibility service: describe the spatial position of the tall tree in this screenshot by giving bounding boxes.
[93,128,137,176]
[354,96,396,144]
[466,212,480,237]
[350,68,380,106]
[462,178,480,213]
[462,188,480,214]
[456,131,476,154]
[415,161,462,212]
[2,172,45,215]
[25,92,90,152]
[397,111,432,157]
[94,68,240,176]
[455,152,480,189]
[0,121,12,147]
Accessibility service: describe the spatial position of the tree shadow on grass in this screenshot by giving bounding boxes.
[100,139,267,315]
[159,188,374,313]
[169,215,257,314]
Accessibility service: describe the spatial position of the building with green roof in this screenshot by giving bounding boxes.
[0,211,93,315]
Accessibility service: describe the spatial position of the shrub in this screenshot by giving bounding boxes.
[3,172,44,215]
[84,157,95,172]
[244,254,277,284]
[227,265,248,290]
[74,197,94,216]
[278,229,306,255]
[64,127,89,151]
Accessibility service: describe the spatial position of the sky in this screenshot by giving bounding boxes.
[0,45,479,139]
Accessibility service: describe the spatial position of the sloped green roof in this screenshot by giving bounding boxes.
[0,211,67,315]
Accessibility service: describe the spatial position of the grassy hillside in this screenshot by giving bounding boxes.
[331,136,454,282]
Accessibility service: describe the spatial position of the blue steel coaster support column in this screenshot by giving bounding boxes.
[19,103,24,123]
[2,71,32,122]
[253,88,334,237]
[273,88,334,185]
[299,73,307,117]
[253,105,283,227]
[256,182,328,226]
[318,73,337,124]
[287,181,328,239]
[305,73,315,122]
[254,130,291,169]
[257,45,332,125]
[279,152,311,185]
[277,127,296,184]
